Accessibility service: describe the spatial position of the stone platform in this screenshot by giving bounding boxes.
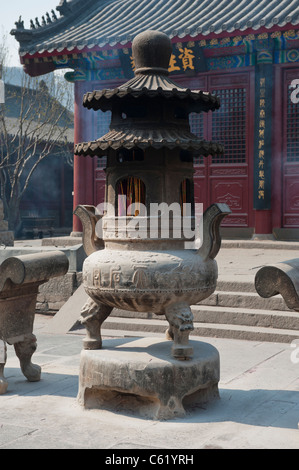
[77,337,220,420]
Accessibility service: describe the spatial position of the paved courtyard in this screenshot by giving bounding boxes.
[1,240,299,449]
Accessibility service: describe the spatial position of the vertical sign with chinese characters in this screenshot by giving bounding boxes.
[253,64,273,209]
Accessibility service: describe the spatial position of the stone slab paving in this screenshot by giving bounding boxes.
[0,313,298,449]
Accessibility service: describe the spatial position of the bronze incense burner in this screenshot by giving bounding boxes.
[75,30,230,359]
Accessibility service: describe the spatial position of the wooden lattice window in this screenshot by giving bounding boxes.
[286,84,299,162]
[189,112,204,165]
[211,88,247,164]
[97,156,107,168]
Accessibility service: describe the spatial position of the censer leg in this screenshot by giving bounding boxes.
[0,340,8,394]
[13,334,41,382]
[164,302,194,360]
[80,297,113,350]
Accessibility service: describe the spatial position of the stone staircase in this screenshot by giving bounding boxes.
[103,280,299,343]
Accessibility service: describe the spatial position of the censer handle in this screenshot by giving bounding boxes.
[74,205,104,256]
[255,260,299,312]
[197,203,231,260]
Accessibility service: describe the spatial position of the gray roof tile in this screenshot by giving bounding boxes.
[11,0,299,56]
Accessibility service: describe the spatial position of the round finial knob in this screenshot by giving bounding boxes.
[132,30,172,75]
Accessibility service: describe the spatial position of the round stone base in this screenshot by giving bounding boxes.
[77,337,220,420]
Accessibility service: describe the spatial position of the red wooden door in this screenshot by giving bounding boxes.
[282,68,299,228]
[190,71,253,227]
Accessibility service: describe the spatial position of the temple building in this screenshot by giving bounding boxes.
[11,0,299,238]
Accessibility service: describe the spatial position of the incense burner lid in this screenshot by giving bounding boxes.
[132,29,172,75]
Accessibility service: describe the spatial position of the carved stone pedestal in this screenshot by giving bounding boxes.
[77,337,220,420]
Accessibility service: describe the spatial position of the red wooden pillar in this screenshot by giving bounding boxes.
[254,210,272,234]
[72,81,94,233]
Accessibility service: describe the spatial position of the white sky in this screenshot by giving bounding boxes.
[1,0,61,67]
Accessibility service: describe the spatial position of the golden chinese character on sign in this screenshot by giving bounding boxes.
[259,99,265,108]
[178,47,195,71]
[260,77,265,87]
[258,140,264,149]
[130,56,136,71]
[168,54,180,73]
[259,129,265,138]
[258,180,265,189]
[260,109,265,118]
[258,190,265,199]
[259,120,265,129]
[259,150,265,159]
[258,160,264,168]
[259,170,265,179]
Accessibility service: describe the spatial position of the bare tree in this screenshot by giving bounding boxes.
[0,40,73,234]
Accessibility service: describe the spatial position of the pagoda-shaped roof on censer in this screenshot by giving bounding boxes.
[82,75,220,112]
[75,30,223,158]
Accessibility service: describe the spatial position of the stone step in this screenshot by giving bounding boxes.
[102,316,299,344]
[111,304,299,331]
[198,290,290,311]
[191,305,299,330]
[217,280,256,293]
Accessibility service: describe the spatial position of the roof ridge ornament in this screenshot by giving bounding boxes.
[28,9,58,30]
[14,17,24,30]
[57,0,72,16]
[51,9,58,21]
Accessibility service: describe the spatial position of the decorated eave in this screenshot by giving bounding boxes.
[10,0,299,77]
